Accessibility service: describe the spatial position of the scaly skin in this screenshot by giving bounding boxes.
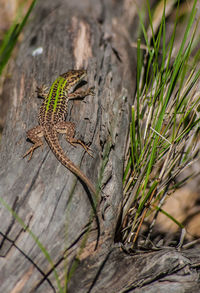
[24,70,99,227]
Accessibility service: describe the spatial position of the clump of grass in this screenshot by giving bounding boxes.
[0,0,37,76]
[122,0,200,246]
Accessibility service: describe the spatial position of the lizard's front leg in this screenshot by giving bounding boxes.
[23,125,44,160]
[36,85,49,99]
[55,121,93,157]
[68,87,95,100]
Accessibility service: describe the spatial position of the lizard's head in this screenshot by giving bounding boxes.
[60,69,87,86]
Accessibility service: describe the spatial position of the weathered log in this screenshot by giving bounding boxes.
[0,0,200,292]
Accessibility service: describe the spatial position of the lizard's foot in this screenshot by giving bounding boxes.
[68,138,93,157]
[23,147,35,161]
[86,87,95,96]
[23,142,43,161]
[78,141,94,158]
[36,85,49,98]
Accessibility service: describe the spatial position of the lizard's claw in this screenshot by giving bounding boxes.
[23,143,43,161]
[36,85,49,98]
[87,87,95,96]
[68,138,94,158]
[82,144,94,158]
[23,147,34,161]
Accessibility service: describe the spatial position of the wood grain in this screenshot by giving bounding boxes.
[0,0,199,292]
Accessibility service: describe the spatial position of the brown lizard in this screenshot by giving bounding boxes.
[23,69,99,243]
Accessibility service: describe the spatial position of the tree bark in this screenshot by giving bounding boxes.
[0,0,200,292]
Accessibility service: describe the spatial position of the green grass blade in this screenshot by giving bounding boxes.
[154,205,184,229]
[0,0,37,75]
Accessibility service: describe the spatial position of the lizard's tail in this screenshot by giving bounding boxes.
[44,127,97,197]
[44,127,100,248]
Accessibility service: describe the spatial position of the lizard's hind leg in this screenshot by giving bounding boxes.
[55,121,93,157]
[23,125,44,160]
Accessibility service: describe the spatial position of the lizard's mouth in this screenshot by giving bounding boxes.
[79,71,87,80]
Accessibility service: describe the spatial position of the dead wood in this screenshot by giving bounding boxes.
[0,0,200,292]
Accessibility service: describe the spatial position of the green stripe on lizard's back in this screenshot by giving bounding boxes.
[47,77,64,112]
[55,78,67,109]
[38,69,87,125]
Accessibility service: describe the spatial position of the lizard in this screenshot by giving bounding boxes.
[23,69,100,243]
